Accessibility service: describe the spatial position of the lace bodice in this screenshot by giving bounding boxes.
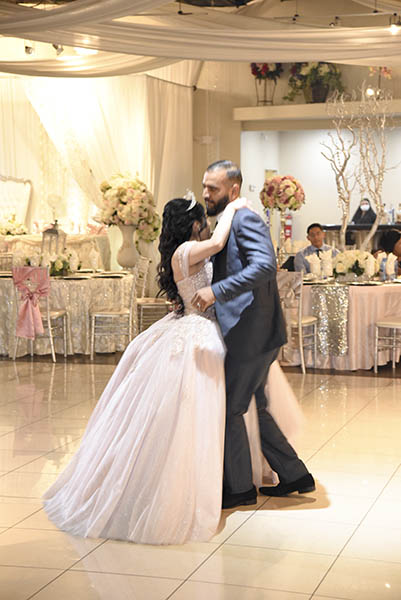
[175,242,214,317]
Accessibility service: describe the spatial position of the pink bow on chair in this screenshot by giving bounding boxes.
[12,267,50,340]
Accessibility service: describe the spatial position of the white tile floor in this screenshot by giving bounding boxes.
[0,359,400,600]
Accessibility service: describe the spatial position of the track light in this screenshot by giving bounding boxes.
[389,13,401,34]
[24,41,34,55]
[329,16,341,27]
[52,43,64,56]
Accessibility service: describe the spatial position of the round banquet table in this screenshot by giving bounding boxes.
[0,273,134,358]
[284,281,401,371]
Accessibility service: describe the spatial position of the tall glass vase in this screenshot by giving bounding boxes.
[255,78,276,106]
[117,224,138,268]
[278,211,287,266]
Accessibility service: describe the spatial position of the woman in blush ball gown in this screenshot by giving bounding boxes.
[43,196,249,545]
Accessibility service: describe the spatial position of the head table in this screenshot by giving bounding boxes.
[0,273,134,358]
[280,277,401,371]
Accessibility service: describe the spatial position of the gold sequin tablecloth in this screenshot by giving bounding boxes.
[0,274,134,357]
[302,283,401,370]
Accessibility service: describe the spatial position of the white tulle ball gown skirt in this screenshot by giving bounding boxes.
[43,311,226,545]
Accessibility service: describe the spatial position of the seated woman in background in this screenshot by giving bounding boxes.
[351,198,376,224]
[346,198,377,245]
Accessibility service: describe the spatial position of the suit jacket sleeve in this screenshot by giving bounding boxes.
[294,250,305,272]
[211,209,277,302]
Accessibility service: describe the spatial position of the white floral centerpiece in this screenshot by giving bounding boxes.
[333,250,378,281]
[14,251,74,276]
[0,214,27,236]
[99,173,160,243]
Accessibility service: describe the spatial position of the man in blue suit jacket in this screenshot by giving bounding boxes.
[192,160,314,509]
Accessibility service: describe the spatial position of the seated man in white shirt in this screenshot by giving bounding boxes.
[294,222,339,273]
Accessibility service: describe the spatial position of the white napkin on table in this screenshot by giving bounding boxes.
[68,249,80,272]
[386,252,398,277]
[320,250,333,277]
[365,253,377,278]
[306,253,321,277]
[89,247,100,271]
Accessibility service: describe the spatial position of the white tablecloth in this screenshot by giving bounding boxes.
[0,274,134,357]
[299,283,401,370]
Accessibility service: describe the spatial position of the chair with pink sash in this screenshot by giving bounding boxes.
[12,266,70,362]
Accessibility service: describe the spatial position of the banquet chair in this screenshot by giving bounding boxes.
[277,271,317,374]
[89,269,138,360]
[374,318,401,373]
[12,266,71,363]
[135,255,171,334]
[0,252,13,271]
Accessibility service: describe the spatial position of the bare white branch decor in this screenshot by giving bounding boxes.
[323,85,394,251]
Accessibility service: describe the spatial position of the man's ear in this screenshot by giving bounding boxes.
[230,183,240,200]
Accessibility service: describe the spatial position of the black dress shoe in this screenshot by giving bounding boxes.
[259,473,315,497]
[222,485,257,509]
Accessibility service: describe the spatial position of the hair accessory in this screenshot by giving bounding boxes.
[184,189,196,212]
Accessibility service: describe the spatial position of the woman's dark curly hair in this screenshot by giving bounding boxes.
[157,198,206,314]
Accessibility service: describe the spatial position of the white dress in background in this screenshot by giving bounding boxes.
[43,240,303,545]
[43,241,226,544]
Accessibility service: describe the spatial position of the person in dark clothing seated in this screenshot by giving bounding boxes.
[346,199,376,245]
[351,198,376,224]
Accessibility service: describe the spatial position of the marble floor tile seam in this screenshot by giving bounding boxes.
[25,570,78,600]
[0,416,71,439]
[0,535,109,574]
[215,539,354,558]
[209,509,258,542]
[70,568,186,583]
[242,507,374,528]
[189,565,338,596]
[300,396,387,463]
[358,465,401,508]
[0,506,43,531]
[307,494,401,597]
[310,594,349,600]
[171,579,318,600]
[209,543,338,562]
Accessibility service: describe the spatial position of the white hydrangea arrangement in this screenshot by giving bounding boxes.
[333,250,378,279]
[13,250,78,276]
[99,173,161,243]
[0,214,27,236]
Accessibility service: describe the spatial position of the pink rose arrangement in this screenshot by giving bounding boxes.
[250,62,283,83]
[369,66,392,80]
[260,175,305,212]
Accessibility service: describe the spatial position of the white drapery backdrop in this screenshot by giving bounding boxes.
[0,72,193,291]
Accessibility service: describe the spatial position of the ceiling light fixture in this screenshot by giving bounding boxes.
[52,43,64,56]
[389,13,401,34]
[292,0,299,23]
[24,40,34,55]
[329,16,341,27]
